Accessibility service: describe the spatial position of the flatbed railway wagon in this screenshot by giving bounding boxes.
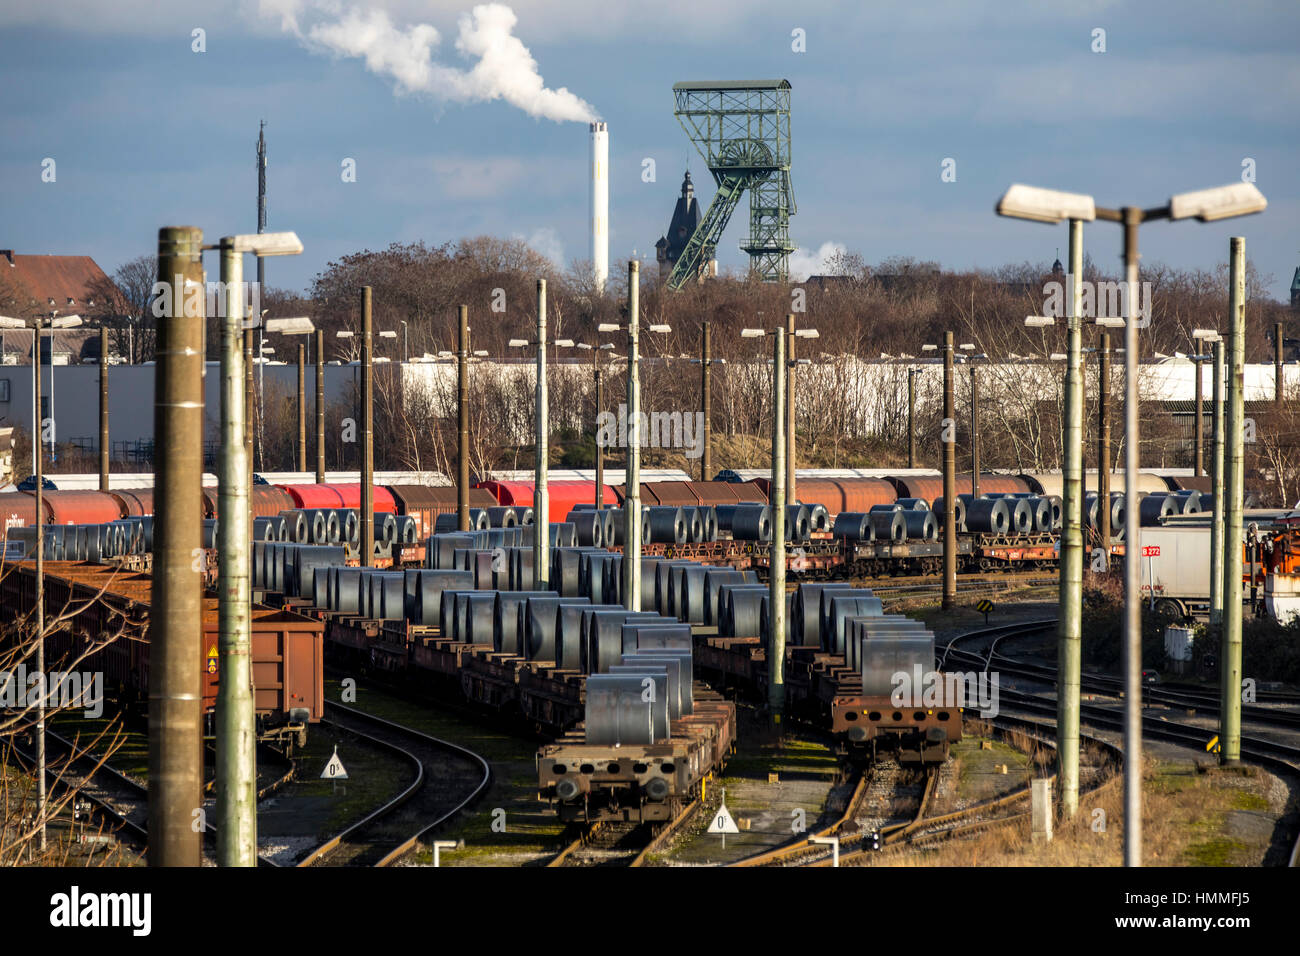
[537,687,735,824]
[1,561,324,748]
[694,582,961,765]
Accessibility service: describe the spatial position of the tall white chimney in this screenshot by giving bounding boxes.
[590,121,609,293]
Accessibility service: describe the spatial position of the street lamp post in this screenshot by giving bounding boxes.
[264,316,314,473]
[783,316,819,504]
[575,340,617,508]
[510,284,578,589]
[922,336,956,608]
[1194,329,1224,628]
[741,325,788,729]
[599,262,670,611]
[996,180,1267,867]
[907,367,920,468]
[0,310,81,855]
[214,232,302,866]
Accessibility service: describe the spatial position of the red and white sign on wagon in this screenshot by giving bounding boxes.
[1142,545,1161,557]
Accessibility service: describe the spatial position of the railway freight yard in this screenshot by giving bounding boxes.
[1,0,1297,944]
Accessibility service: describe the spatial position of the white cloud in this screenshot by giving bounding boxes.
[262,2,598,122]
[787,240,848,281]
[515,226,564,264]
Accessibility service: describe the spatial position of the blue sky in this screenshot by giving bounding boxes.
[2,0,1297,299]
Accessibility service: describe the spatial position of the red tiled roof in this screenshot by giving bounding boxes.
[1,251,111,313]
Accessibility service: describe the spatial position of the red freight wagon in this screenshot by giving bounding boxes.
[31,490,124,525]
[476,480,618,524]
[279,482,396,513]
[0,492,40,531]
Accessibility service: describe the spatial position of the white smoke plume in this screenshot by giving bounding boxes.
[261,2,599,123]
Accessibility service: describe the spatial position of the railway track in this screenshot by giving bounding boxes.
[945,620,1300,865]
[730,711,1112,867]
[298,701,490,867]
[545,798,701,867]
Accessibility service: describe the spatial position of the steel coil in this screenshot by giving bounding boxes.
[487,506,518,528]
[603,668,671,739]
[965,498,1012,535]
[331,567,365,613]
[1139,494,1179,526]
[868,511,905,542]
[1028,497,1052,533]
[901,510,937,541]
[720,584,768,637]
[806,503,831,533]
[731,504,772,542]
[785,504,811,542]
[701,568,759,626]
[646,506,686,544]
[677,565,711,624]
[831,512,872,541]
[895,497,930,511]
[521,595,591,661]
[556,603,623,670]
[281,510,308,543]
[930,497,967,533]
[620,653,687,718]
[825,594,885,655]
[463,591,500,645]
[584,675,658,746]
[567,510,605,547]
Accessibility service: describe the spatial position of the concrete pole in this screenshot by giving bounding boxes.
[623,261,642,611]
[942,332,956,610]
[457,305,470,531]
[786,313,797,505]
[1221,237,1246,766]
[907,369,917,469]
[1194,352,1204,475]
[297,341,306,471]
[970,366,980,496]
[216,239,256,866]
[1099,332,1111,562]
[360,288,374,567]
[594,362,605,509]
[1275,321,1284,407]
[534,279,550,589]
[33,317,46,854]
[243,328,254,492]
[314,330,325,483]
[1210,339,1225,628]
[701,320,712,482]
[769,328,787,728]
[1058,218,1084,819]
[99,325,109,490]
[1121,208,1142,868]
[149,226,204,867]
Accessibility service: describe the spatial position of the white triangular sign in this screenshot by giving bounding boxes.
[321,746,348,780]
[707,804,738,834]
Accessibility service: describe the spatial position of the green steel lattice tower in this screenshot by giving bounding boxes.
[667,80,795,290]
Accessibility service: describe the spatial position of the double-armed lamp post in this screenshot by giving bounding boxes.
[996,180,1266,867]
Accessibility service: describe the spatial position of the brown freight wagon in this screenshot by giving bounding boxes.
[632,480,770,508]
[3,561,323,747]
[387,484,498,538]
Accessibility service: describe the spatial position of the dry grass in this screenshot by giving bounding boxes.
[872,757,1290,867]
